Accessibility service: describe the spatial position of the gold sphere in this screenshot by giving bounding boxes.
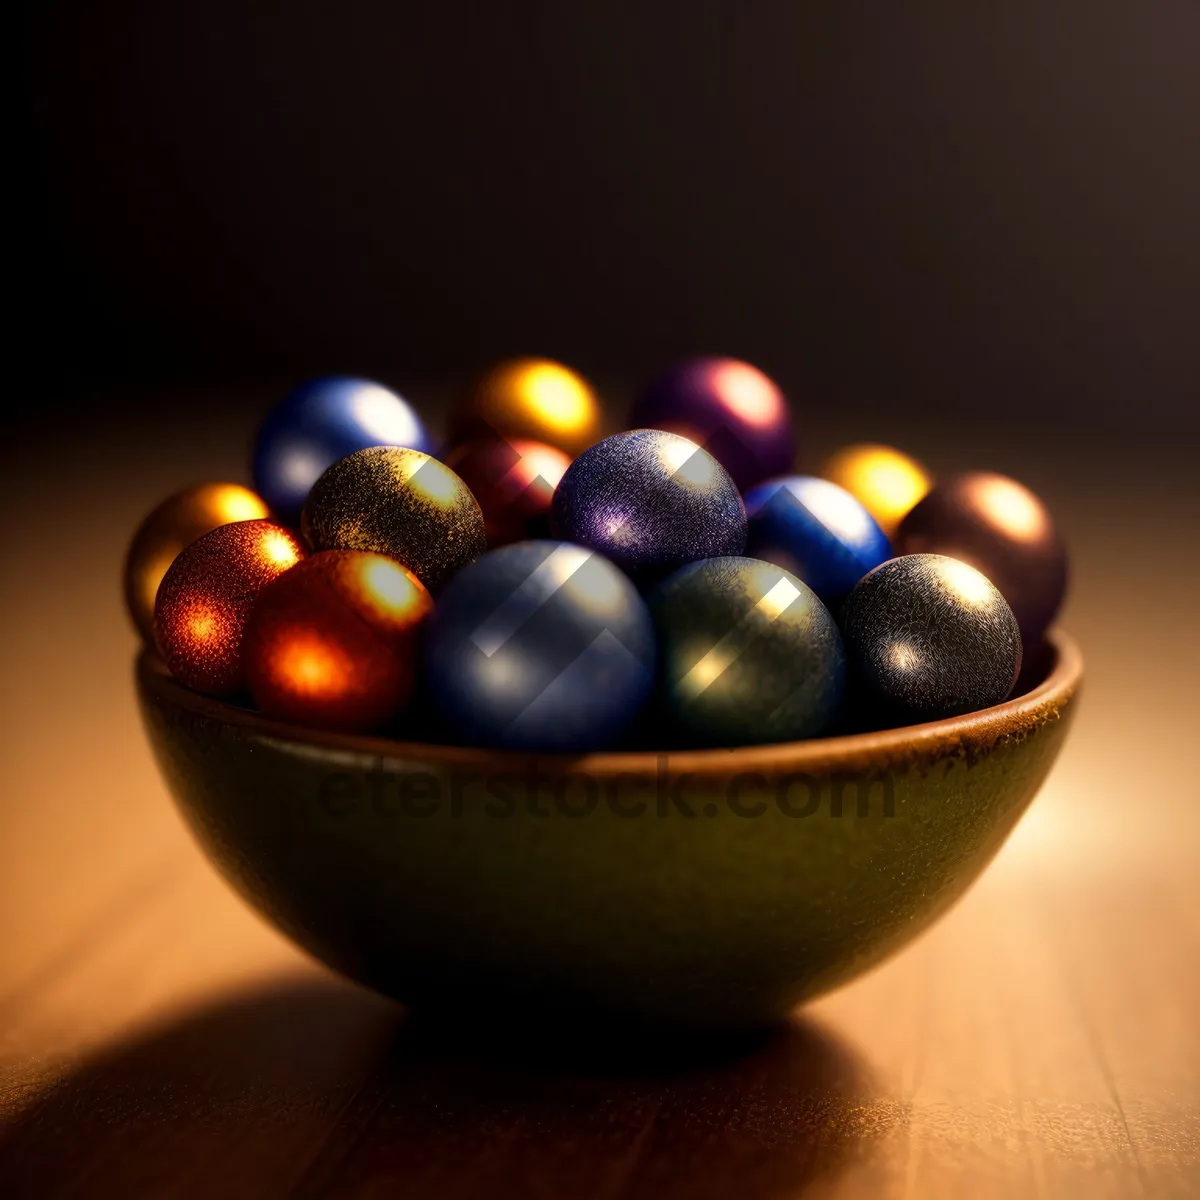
[124,483,270,646]
[450,358,602,456]
[819,443,932,538]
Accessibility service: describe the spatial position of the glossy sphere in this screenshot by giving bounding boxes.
[124,482,269,645]
[744,475,892,604]
[631,357,794,490]
[650,557,844,744]
[840,554,1022,723]
[895,472,1068,648]
[819,443,932,537]
[245,551,432,732]
[425,541,656,751]
[154,520,305,695]
[551,429,746,581]
[253,376,431,520]
[448,358,602,456]
[442,437,571,548]
[301,446,486,592]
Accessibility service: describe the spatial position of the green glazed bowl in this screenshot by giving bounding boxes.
[137,632,1081,1031]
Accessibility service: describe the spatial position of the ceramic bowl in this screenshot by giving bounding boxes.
[137,631,1081,1031]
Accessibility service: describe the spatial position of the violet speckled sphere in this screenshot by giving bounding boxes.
[630,357,795,490]
[550,429,746,581]
[895,472,1068,649]
[649,556,845,745]
[839,554,1022,724]
[425,541,656,751]
[744,475,892,604]
[253,376,431,521]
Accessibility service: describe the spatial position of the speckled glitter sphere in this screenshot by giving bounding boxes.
[551,429,746,581]
[744,475,892,604]
[301,446,486,592]
[448,358,602,456]
[895,472,1068,648]
[253,376,431,521]
[245,550,433,732]
[153,520,306,695]
[124,482,270,646]
[649,556,845,745]
[425,541,656,751]
[442,437,571,548]
[630,357,795,490]
[818,443,932,538]
[839,554,1022,724]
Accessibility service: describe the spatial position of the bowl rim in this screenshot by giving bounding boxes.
[137,629,1082,777]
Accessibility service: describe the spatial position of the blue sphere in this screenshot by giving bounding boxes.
[551,429,746,581]
[425,541,656,751]
[744,475,892,603]
[253,376,431,520]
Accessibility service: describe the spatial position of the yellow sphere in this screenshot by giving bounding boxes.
[451,358,602,456]
[124,482,270,646]
[819,443,932,537]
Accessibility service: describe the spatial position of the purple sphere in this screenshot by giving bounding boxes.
[551,429,746,581]
[631,357,796,490]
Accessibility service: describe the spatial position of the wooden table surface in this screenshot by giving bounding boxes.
[1,392,1197,1198]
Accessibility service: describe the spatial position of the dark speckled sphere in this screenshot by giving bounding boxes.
[895,472,1067,649]
[840,554,1022,724]
[631,357,795,490]
[649,556,845,745]
[551,429,746,581]
[301,446,486,592]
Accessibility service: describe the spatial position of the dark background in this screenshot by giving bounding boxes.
[19,0,1198,439]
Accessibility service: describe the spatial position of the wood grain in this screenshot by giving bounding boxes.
[0,397,1196,1197]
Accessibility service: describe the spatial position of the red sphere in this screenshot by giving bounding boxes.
[154,520,306,695]
[245,550,433,732]
[443,438,571,547]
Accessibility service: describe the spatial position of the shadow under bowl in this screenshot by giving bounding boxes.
[136,631,1082,1032]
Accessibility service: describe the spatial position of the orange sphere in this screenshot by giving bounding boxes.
[245,551,433,732]
[449,358,602,456]
[443,437,571,547]
[124,483,270,645]
[819,443,932,538]
[154,520,305,695]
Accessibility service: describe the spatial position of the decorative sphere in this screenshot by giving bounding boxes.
[551,429,746,581]
[895,472,1068,648]
[245,551,432,732]
[301,446,486,592]
[154,520,306,695]
[425,541,656,751]
[124,482,269,646]
[744,475,892,604]
[442,437,571,548]
[649,556,844,745]
[253,376,431,520]
[630,357,794,490]
[818,443,932,537]
[839,554,1022,724]
[448,358,602,456]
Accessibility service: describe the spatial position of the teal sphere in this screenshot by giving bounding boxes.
[649,556,845,745]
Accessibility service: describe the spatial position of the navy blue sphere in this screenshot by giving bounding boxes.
[253,377,431,520]
[425,540,656,751]
[649,556,845,745]
[551,429,746,581]
[744,475,892,604]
